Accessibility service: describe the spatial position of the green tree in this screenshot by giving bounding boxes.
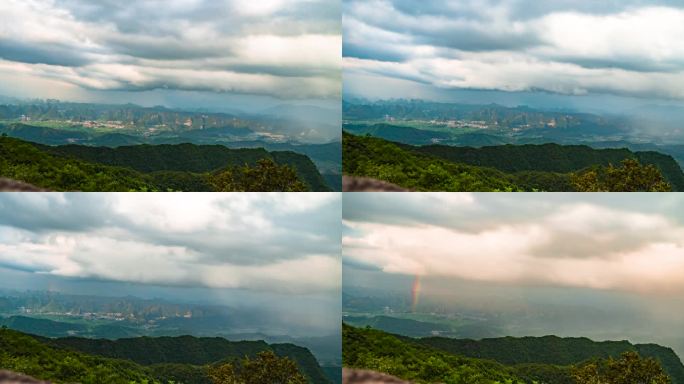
[571,159,672,192]
[208,351,307,384]
[572,352,671,384]
[211,159,307,192]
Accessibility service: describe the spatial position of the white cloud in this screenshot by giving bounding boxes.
[0,193,341,294]
[344,1,684,100]
[344,201,684,294]
[0,0,341,99]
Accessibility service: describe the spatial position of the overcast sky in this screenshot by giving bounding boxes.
[343,0,684,107]
[0,0,341,110]
[0,193,341,296]
[343,193,684,294]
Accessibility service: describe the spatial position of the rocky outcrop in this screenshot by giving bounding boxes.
[0,371,50,383]
[343,368,411,384]
[0,178,47,192]
[342,176,408,192]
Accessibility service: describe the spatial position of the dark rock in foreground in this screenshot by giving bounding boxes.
[0,178,47,192]
[0,371,50,384]
[343,368,410,384]
[343,176,408,192]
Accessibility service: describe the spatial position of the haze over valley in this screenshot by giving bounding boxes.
[0,193,342,383]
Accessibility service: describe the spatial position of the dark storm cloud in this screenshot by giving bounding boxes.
[343,0,684,100]
[0,194,113,232]
[0,40,91,67]
[343,193,684,293]
[0,193,341,293]
[0,0,341,99]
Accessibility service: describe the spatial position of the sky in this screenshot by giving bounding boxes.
[0,0,341,112]
[343,193,684,294]
[343,0,684,111]
[0,193,342,335]
[343,193,684,351]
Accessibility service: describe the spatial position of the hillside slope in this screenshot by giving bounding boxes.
[0,136,326,191]
[415,143,684,191]
[343,132,522,191]
[0,328,159,384]
[41,142,330,191]
[343,132,683,191]
[343,323,526,384]
[418,335,684,384]
[47,334,331,384]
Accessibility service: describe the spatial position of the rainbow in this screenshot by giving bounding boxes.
[411,275,421,312]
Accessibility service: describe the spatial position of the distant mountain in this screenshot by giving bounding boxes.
[343,315,501,340]
[0,316,142,339]
[343,315,451,338]
[262,104,342,125]
[344,123,450,145]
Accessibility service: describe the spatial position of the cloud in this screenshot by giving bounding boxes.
[0,0,341,99]
[0,193,341,294]
[343,195,684,294]
[343,0,684,100]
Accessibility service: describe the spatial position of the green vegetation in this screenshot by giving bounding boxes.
[0,135,157,191]
[210,158,307,191]
[572,352,670,384]
[343,132,521,191]
[417,335,684,383]
[343,132,682,191]
[571,159,672,191]
[0,327,160,384]
[48,335,331,384]
[343,324,682,384]
[343,316,452,338]
[0,328,331,384]
[0,136,329,191]
[343,323,526,384]
[208,351,307,384]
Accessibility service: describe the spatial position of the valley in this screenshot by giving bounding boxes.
[0,100,341,191]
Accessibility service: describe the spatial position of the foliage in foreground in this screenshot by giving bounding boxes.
[343,324,677,384]
[572,351,671,384]
[343,324,525,384]
[210,158,307,191]
[208,351,307,384]
[343,132,522,191]
[571,158,672,192]
[0,327,160,384]
[0,136,313,191]
[343,132,676,192]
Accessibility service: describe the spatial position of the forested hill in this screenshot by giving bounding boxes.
[344,132,682,191]
[39,141,329,190]
[46,334,331,384]
[414,143,684,191]
[0,328,160,384]
[417,335,684,384]
[343,324,682,384]
[0,136,330,191]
